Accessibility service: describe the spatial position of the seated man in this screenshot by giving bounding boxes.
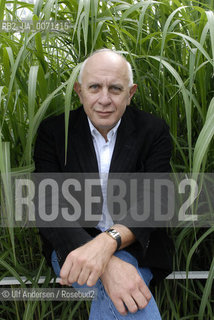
[34,49,173,319]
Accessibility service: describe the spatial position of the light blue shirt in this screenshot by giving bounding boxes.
[88,118,121,231]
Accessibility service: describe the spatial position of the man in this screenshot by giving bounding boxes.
[34,49,173,319]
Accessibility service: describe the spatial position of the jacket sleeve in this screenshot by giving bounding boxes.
[34,118,93,267]
[124,119,172,262]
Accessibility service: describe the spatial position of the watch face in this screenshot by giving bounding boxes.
[106,229,121,250]
[109,229,119,238]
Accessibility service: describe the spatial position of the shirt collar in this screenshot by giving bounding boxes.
[88,117,121,140]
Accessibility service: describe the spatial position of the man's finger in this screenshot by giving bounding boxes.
[77,267,91,285]
[131,290,148,309]
[139,281,152,301]
[59,260,73,285]
[67,265,82,285]
[113,298,127,316]
[86,271,99,287]
[123,295,138,314]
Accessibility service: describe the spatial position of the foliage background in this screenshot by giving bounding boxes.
[0,0,214,319]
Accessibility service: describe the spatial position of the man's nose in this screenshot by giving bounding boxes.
[98,89,111,105]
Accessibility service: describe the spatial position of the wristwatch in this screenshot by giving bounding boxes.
[105,228,121,250]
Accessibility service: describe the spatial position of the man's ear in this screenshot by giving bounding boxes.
[74,82,83,102]
[127,84,137,105]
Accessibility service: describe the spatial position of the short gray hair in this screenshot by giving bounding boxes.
[78,49,134,87]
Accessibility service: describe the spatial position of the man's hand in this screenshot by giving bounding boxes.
[100,255,152,315]
[59,233,117,287]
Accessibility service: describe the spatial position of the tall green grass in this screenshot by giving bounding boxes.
[0,0,214,319]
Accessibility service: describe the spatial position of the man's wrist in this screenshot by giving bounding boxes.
[96,232,118,253]
[105,228,121,251]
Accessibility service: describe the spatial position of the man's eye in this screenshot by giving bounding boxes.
[89,84,99,90]
[110,86,122,92]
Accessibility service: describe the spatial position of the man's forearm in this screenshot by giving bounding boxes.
[59,224,136,286]
[109,224,136,249]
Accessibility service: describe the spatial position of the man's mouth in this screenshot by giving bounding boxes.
[96,111,113,116]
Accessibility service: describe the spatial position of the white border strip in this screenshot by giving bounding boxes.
[0,271,211,286]
[166,271,210,280]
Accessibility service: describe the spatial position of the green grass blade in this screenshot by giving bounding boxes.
[149,55,192,167]
[64,63,82,164]
[206,11,214,62]
[171,32,213,65]
[25,65,39,164]
[28,66,39,125]
[31,81,68,140]
[192,97,214,173]
[0,0,6,21]
[160,6,188,58]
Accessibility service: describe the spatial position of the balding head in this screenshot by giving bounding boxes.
[78,49,133,87]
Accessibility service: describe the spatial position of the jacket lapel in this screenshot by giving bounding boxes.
[67,108,99,173]
[110,107,137,172]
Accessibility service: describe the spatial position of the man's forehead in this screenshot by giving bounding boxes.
[87,51,125,65]
[83,53,127,73]
[84,74,125,84]
[82,63,129,85]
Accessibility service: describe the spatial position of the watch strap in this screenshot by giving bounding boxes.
[105,228,121,250]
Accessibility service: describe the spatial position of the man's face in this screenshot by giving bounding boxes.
[74,52,137,137]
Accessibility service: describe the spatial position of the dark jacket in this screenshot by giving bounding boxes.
[34,105,174,283]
